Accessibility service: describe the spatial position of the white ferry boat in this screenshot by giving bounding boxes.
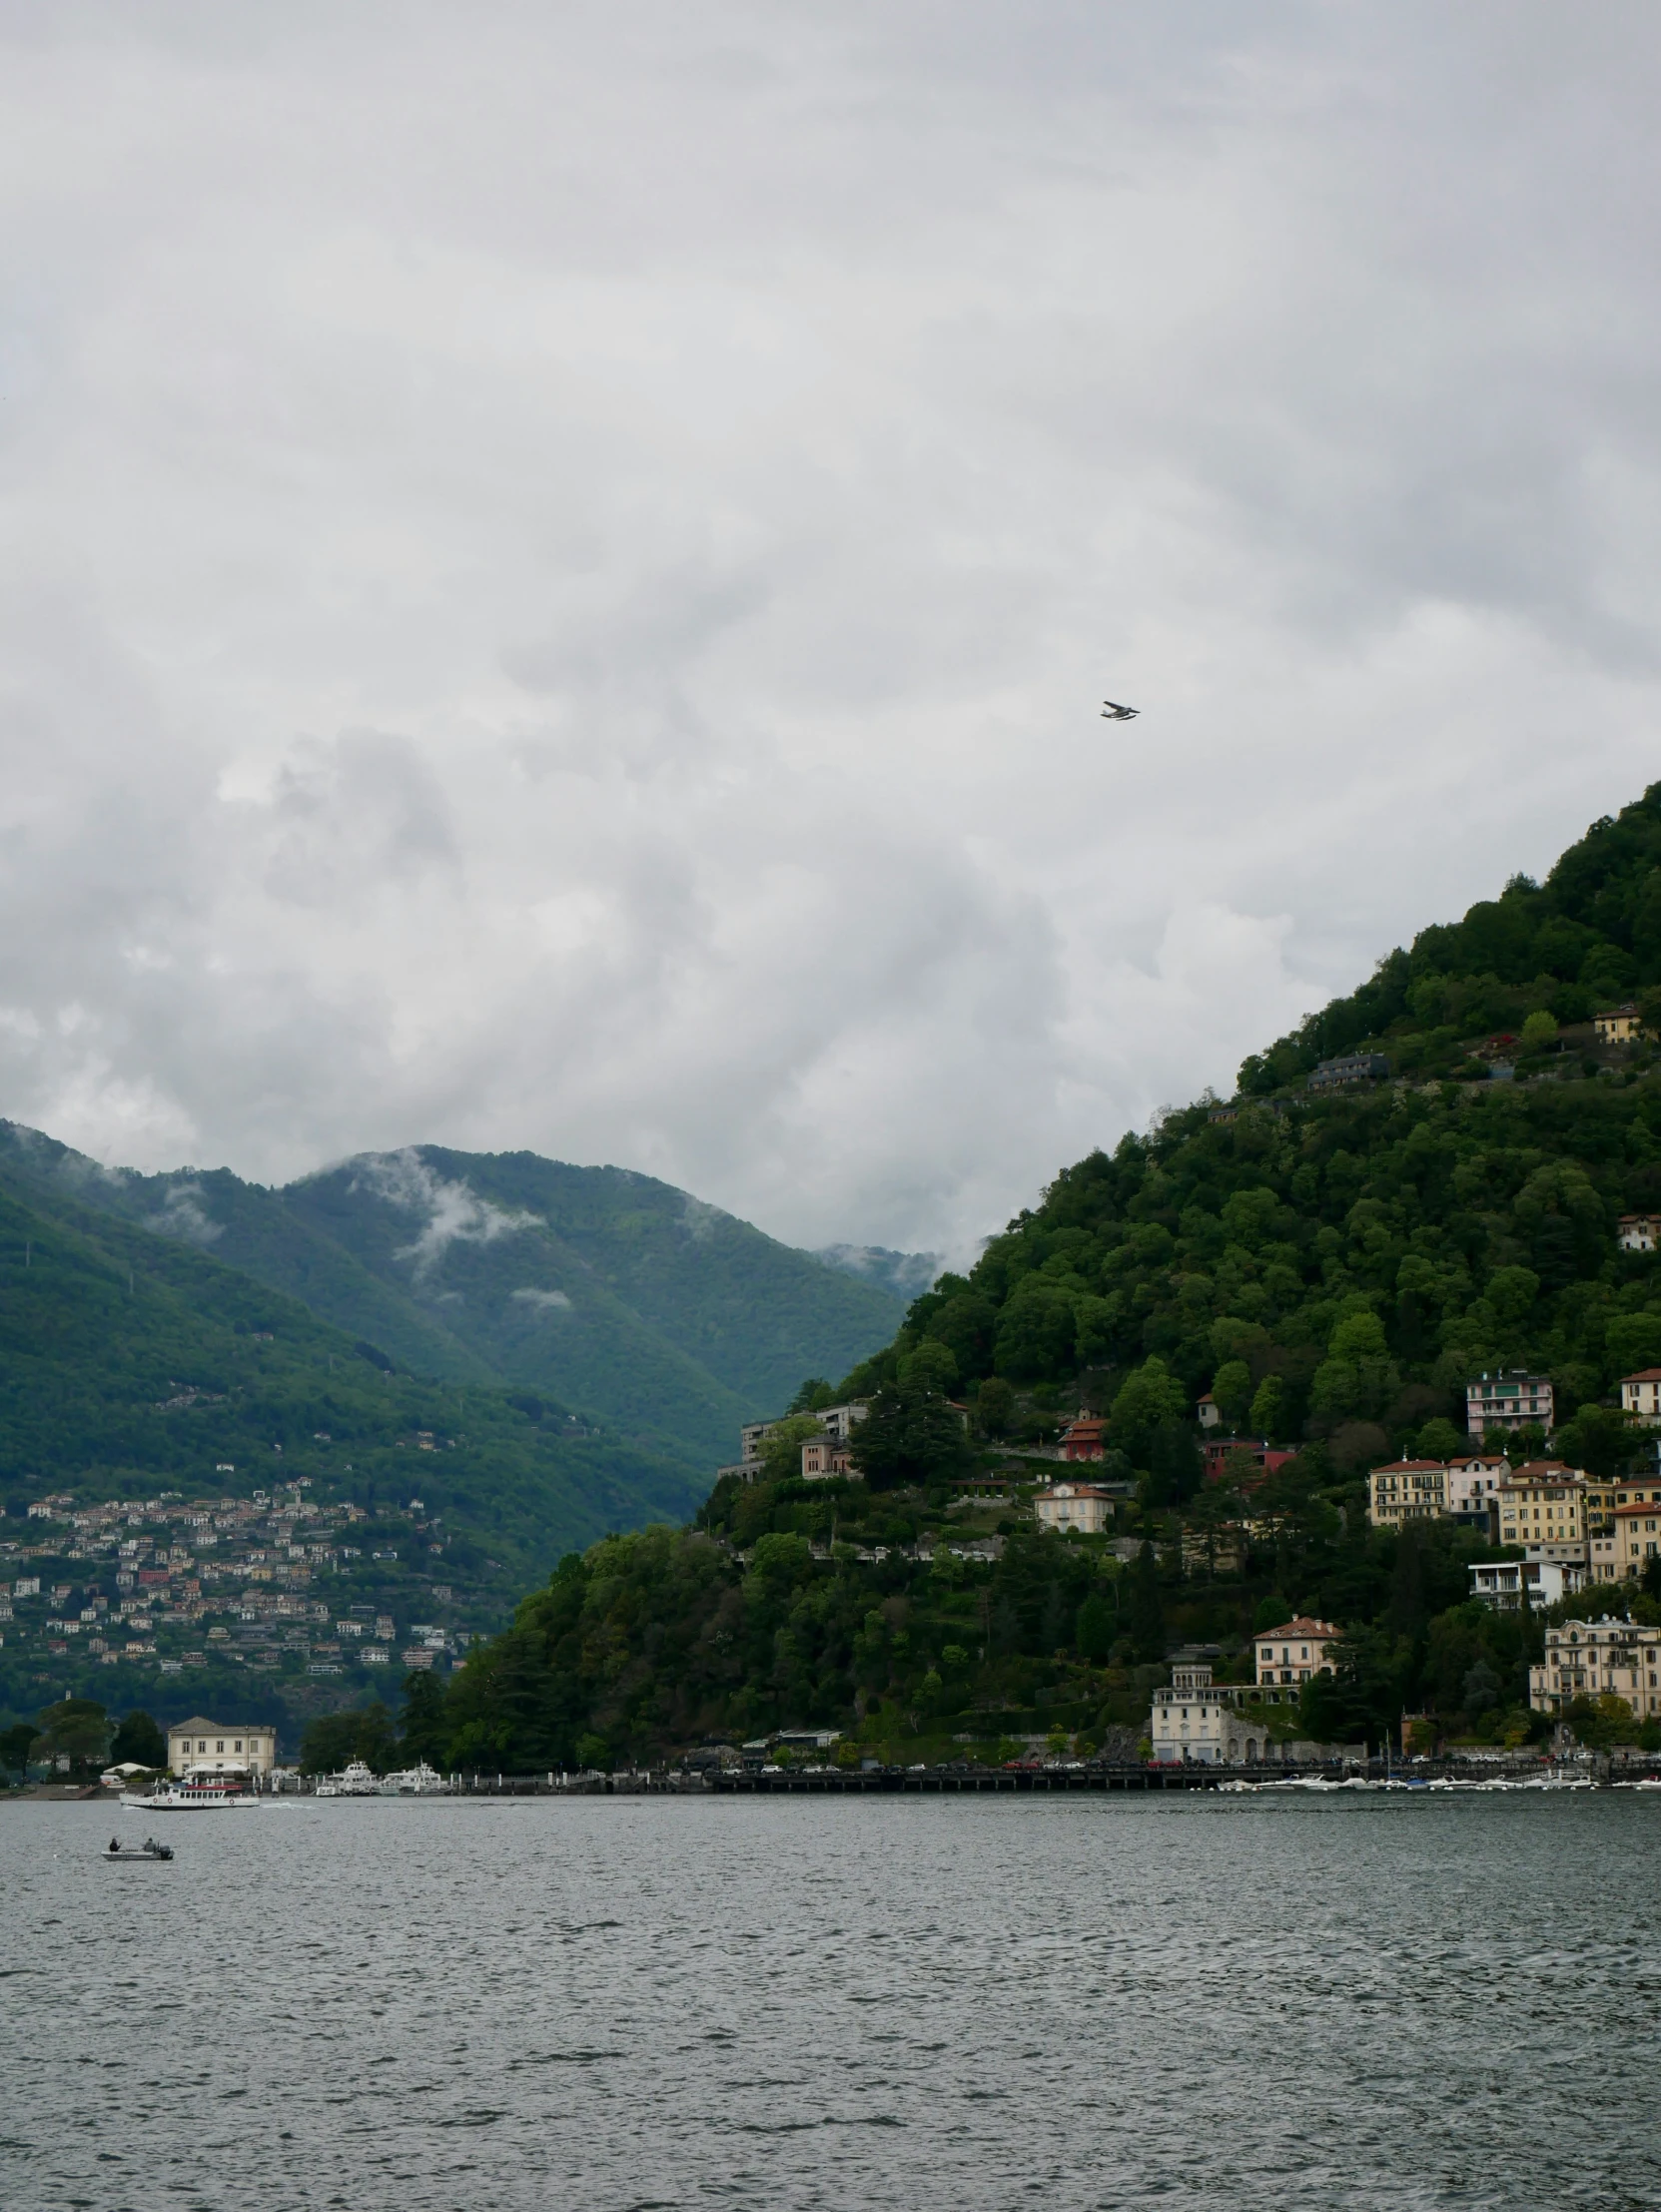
[121,1776,262,1812]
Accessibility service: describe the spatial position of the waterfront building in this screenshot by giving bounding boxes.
[1530,1618,1661,1717]
[1466,1371,1554,1435]
[1253,1617,1339,1689]
[167,1717,278,1776]
[1150,1664,1254,1765]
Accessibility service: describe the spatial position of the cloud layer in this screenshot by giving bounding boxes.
[2,4,1660,1256]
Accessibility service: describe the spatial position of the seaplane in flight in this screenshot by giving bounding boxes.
[1101,700,1140,722]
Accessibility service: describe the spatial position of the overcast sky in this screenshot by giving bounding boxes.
[3,3,1660,1259]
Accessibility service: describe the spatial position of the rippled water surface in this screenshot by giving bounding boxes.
[5,1793,1661,2210]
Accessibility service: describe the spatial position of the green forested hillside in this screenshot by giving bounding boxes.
[1241,782,1661,1091]
[860,784,1661,1462]
[0,1131,906,1479]
[412,789,1661,1775]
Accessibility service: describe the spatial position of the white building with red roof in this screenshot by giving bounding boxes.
[1620,1369,1661,1425]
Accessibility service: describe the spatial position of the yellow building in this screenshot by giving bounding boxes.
[1495,1465,1587,1555]
[1530,1618,1661,1716]
[1367,1460,1449,1529]
[1612,1499,1661,1578]
[1594,1005,1645,1045]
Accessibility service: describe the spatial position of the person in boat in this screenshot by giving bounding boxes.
[110,1838,120,1852]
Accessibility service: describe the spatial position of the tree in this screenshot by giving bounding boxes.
[1553,1403,1637,1479]
[33,1699,111,1777]
[849,1378,972,1491]
[899,1339,960,1393]
[1111,1357,1188,1464]
[1518,1010,1559,1052]
[1415,1416,1465,1461]
[1076,1590,1116,1663]
[1565,1692,1634,1752]
[1147,1418,1203,1508]
[1129,1541,1165,1662]
[299,1704,398,1776]
[788,1377,836,1413]
[401,1672,448,1768]
[0,1721,37,1774]
[1249,1373,1287,1442]
[976,1376,1015,1439]
[1211,1359,1252,1425]
[758,1413,828,1484]
[109,1711,167,1770]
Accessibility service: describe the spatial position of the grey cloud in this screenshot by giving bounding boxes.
[1,6,1659,1258]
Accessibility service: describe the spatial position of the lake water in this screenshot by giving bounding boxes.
[5,1793,1660,2210]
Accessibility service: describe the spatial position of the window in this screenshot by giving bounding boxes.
[216,1741,224,1753]
[234,1740,243,1753]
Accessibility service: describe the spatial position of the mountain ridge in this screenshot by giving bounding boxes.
[0,1125,911,1477]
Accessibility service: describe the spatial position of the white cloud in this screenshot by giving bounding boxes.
[0,6,1659,1258]
[509,1288,573,1313]
[347,1149,542,1276]
[147,1181,224,1247]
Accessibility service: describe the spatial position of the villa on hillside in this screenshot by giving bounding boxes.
[1058,1414,1105,1462]
[1618,1215,1661,1252]
[1595,1004,1646,1045]
[1033,1482,1116,1536]
[1465,1370,1554,1435]
[1253,1617,1339,1691]
[1202,1438,1295,1486]
[1621,1369,1661,1424]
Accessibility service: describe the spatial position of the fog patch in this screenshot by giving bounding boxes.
[352,1148,542,1276]
[147,1181,223,1246]
[679,1195,730,1243]
[510,1287,572,1312]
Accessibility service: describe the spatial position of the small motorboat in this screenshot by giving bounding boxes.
[105,1836,175,1862]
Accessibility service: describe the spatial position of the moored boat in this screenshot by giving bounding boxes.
[376,1762,448,1796]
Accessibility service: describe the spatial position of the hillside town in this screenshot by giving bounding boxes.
[0,1479,472,1698]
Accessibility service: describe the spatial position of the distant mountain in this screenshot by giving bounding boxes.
[0,1128,908,1480]
[815,1243,941,1300]
[0,1161,698,1575]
